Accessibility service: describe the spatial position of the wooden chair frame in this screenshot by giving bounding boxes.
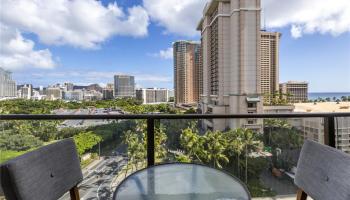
[69,185,80,200]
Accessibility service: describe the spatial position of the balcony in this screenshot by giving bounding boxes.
[1,112,349,200]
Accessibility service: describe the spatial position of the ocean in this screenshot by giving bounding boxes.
[308,92,350,100]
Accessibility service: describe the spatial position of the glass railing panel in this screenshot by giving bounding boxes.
[71,119,147,200]
[335,116,350,154]
[158,117,326,199]
[0,115,346,200]
[0,118,146,200]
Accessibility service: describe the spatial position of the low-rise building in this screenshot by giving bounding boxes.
[46,87,63,100]
[31,90,46,100]
[294,102,350,153]
[136,88,170,104]
[102,88,114,100]
[63,82,74,91]
[83,90,102,101]
[64,90,84,101]
[263,105,295,114]
[263,105,301,128]
[18,84,33,99]
[280,81,308,103]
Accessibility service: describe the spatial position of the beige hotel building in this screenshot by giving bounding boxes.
[197,0,263,131]
[280,81,308,103]
[173,41,202,105]
[261,31,281,104]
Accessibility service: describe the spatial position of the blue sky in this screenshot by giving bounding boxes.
[1,0,350,92]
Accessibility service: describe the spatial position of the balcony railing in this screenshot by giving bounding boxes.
[1,112,347,163]
[1,112,349,199]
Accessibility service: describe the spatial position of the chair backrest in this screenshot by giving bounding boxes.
[1,138,83,200]
[294,140,350,200]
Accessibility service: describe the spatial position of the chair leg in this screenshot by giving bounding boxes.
[70,185,80,200]
[296,188,308,200]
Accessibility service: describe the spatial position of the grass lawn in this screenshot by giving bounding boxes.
[0,140,58,163]
[0,150,31,163]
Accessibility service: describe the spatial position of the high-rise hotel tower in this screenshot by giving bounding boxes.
[173,41,202,105]
[197,0,262,131]
[260,31,281,104]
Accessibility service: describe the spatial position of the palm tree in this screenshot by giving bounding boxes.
[154,124,167,161]
[122,130,142,176]
[180,127,205,162]
[240,128,260,183]
[264,119,291,145]
[204,130,229,169]
[224,129,244,177]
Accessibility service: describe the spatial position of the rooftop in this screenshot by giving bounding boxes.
[294,102,350,113]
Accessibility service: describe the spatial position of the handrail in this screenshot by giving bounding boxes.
[1,112,349,166]
[0,112,349,120]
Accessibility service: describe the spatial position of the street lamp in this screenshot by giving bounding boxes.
[98,142,101,159]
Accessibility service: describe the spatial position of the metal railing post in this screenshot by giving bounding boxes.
[147,118,155,167]
[324,116,336,148]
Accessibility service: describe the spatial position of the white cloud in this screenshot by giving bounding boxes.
[143,0,350,38]
[290,25,302,38]
[0,25,55,70]
[143,0,207,36]
[150,48,173,59]
[1,0,150,49]
[263,0,350,38]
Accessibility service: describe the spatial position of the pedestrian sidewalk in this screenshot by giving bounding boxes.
[253,195,313,200]
[82,157,103,176]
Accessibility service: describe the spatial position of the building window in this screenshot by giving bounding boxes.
[248,103,257,108]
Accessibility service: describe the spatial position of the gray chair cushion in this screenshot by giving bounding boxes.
[1,138,83,200]
[294,140,350,200]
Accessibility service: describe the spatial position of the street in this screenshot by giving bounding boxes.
[54,108,123,128]
[59,156,127,200]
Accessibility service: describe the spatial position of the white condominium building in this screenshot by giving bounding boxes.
[114,75,135,98]
[0,67,16,98]
[197,0,262,131]
[136,88,171,104]
[19,84,33,99]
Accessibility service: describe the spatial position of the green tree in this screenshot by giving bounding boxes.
[0,134,43,151]
[204,130,229,169]
[224,129,245,176]
[73,131,102,157]
[264,119,291,145]
[240,128,261,183]
[123,130,145,173]
[180,125,206,162]
[155,124,167,161]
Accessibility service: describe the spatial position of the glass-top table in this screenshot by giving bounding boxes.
[113,163,251,200]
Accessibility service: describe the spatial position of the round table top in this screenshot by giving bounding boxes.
[113,163,251,200]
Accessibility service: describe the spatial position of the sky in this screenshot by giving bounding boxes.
[0,0,349,92]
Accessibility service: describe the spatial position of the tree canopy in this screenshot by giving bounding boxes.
[73,131,102,156]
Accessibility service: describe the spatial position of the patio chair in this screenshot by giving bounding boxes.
[0,138,83,200]
[294,140,350,200]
